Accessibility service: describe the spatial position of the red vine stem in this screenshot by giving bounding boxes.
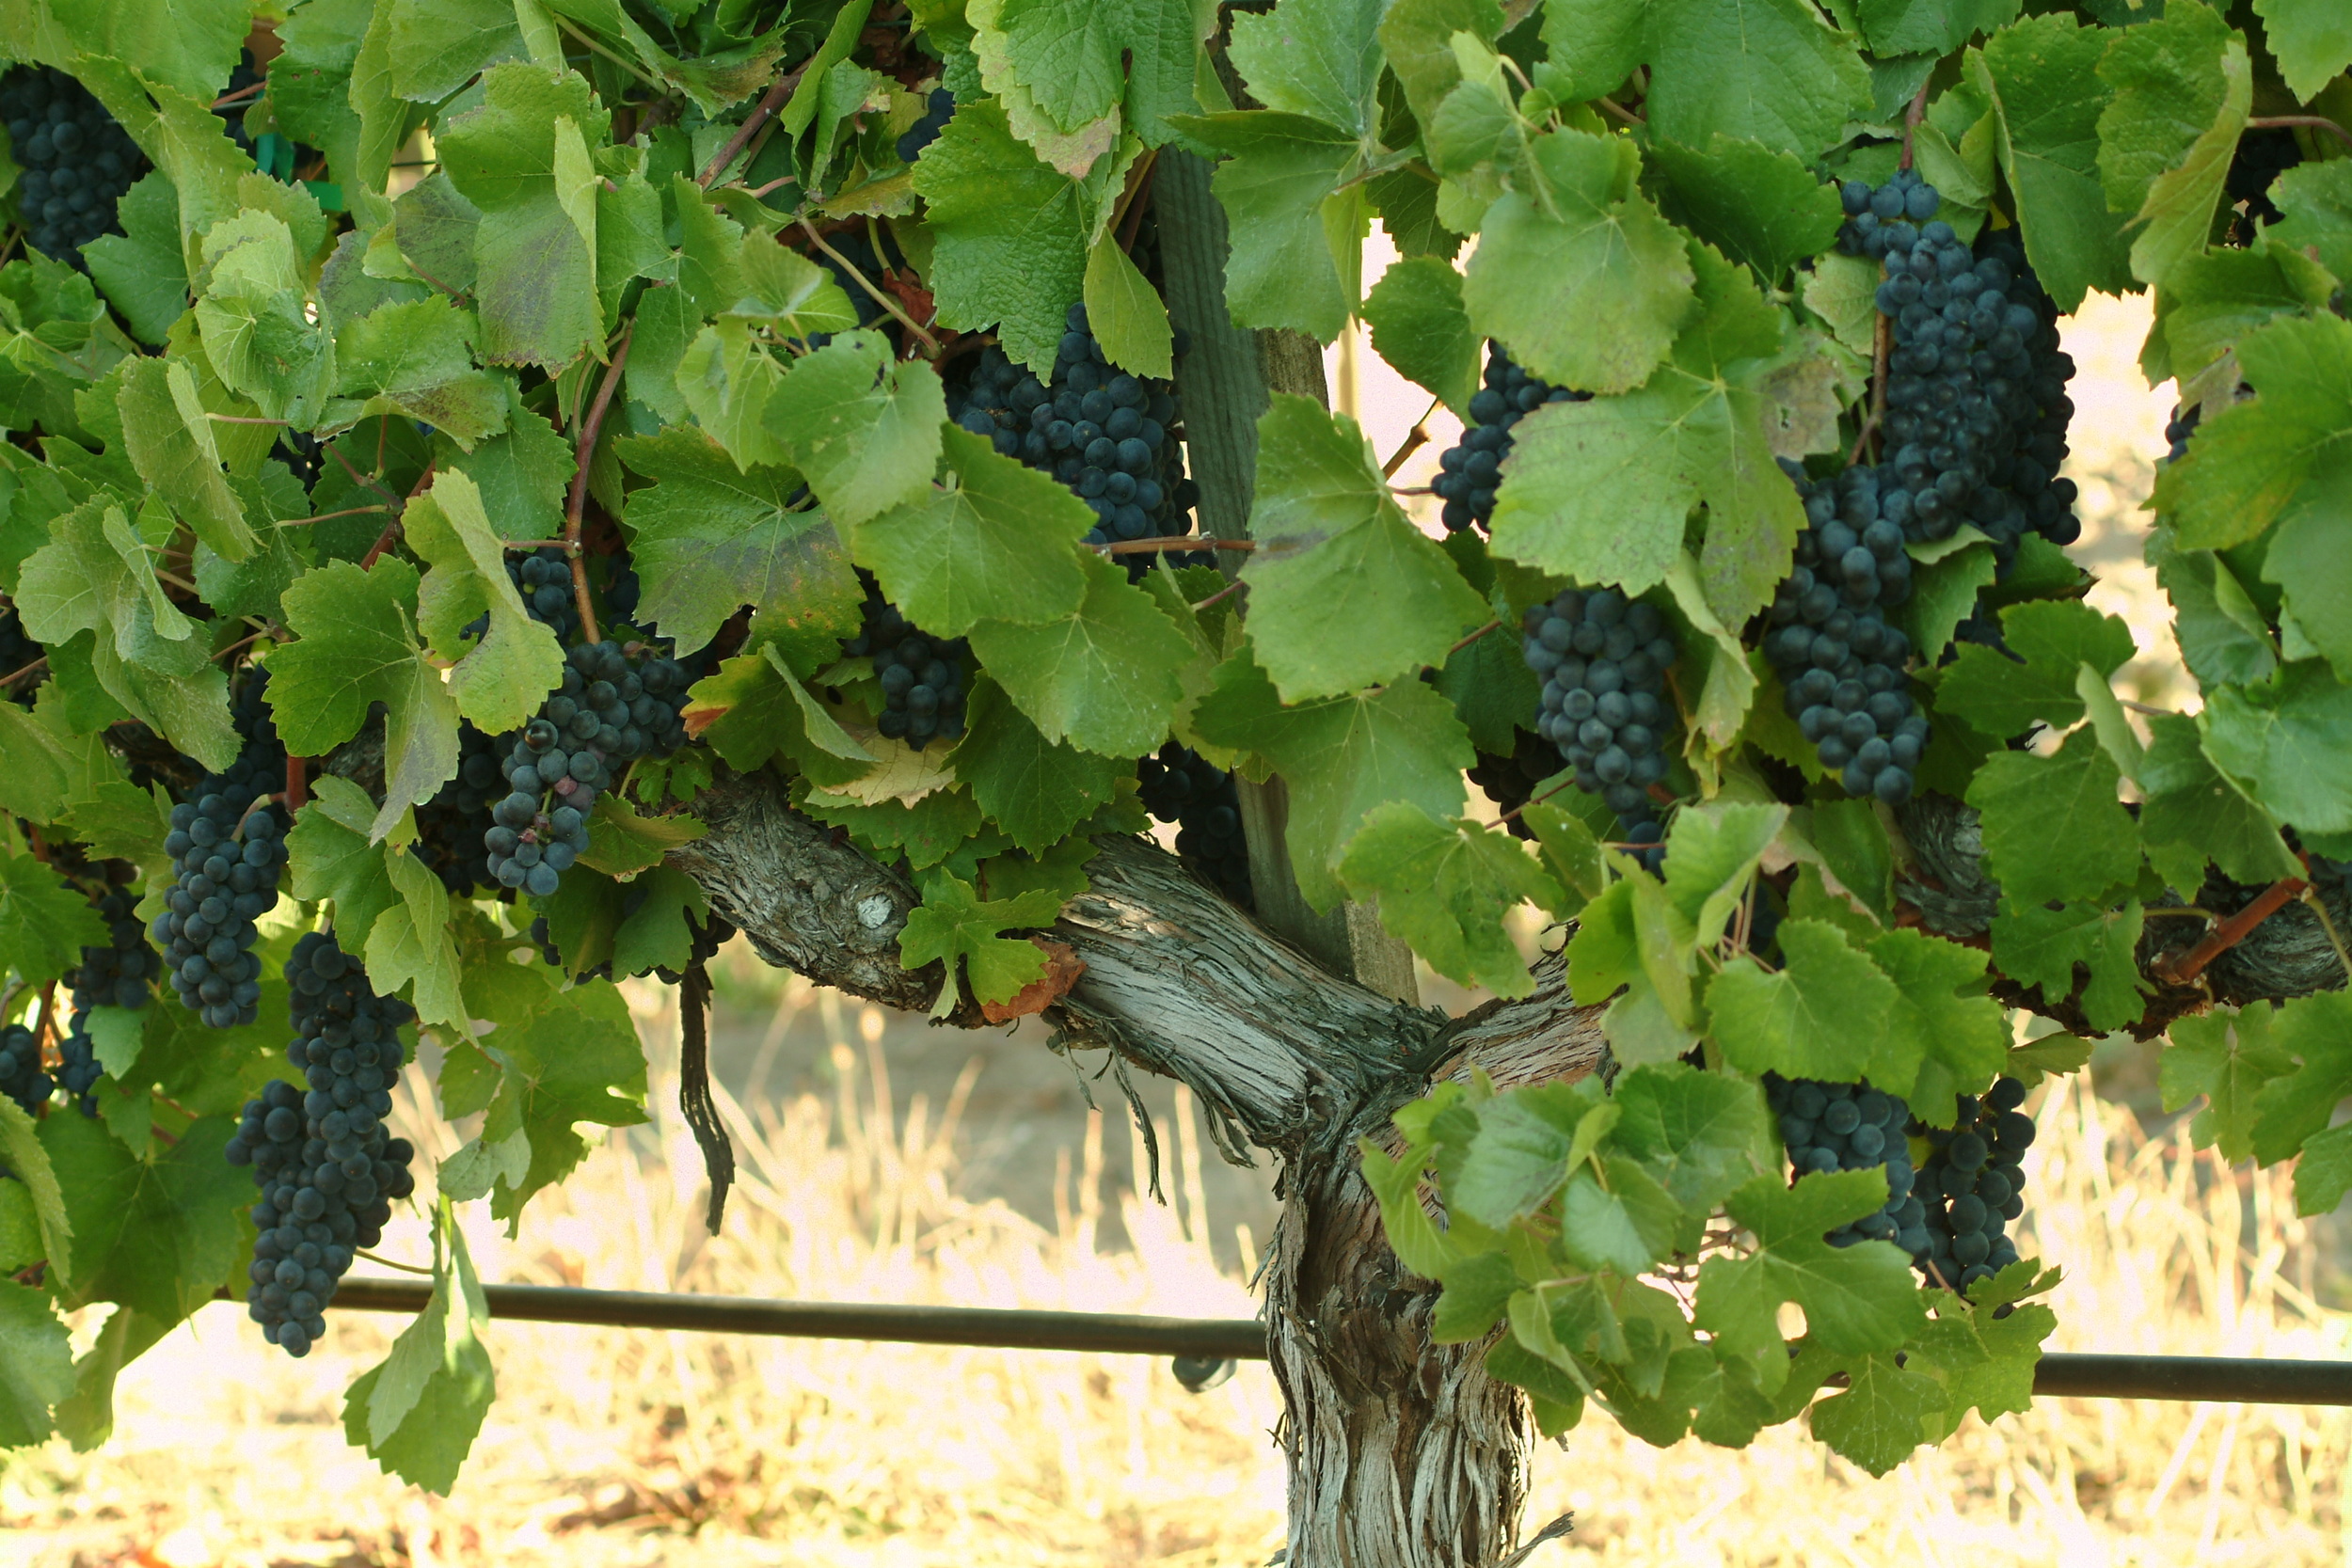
[1113,150,1161,255]
[1899,77,1931,170]
[1098,536,1254,554]
[2155,875,2311,986]
[32,979,55,1055]
[698,62,812,185]
[285,755,308,813]
[1448,617,1503,656]
[565,325,635,645]
[2247,115,2352,153]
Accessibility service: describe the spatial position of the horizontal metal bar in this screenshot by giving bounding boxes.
[325,1279,2352,1403]
[329,1277,1269,1360]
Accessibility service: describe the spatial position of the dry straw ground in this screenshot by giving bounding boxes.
[5,299,2340,1568]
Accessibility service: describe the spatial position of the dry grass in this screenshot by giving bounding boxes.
[4,988,2350,1568]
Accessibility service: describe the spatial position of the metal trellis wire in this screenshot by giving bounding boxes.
[317,1277,2352,1405]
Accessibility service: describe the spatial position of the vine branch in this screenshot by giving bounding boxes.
[564,325,636,645]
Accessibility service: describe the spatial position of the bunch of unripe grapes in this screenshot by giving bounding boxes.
[1431,348,1585,533]
[839,578,969,750]
[1520,587,1677,843]
[0,65,148,261]
[226,932,418,1357]
[1136,742,1252,907]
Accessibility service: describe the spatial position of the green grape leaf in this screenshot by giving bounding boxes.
[37,1112,248,1323]
[1706,916,1893,1083]
[913,100,1104,371]
[1491,243,1804,626]
[16,498,195,665]
[1178,112,1363,342]
[439,961,646,1220]
[1856,0,2021,55]
[971,0,1202,149]
[1935,598,2137,738]
[0,1280,73,1449]
[1461,128,1695,396]
[851,423,1093,637]
[2152,540,2277,689]
[84,172,193,348]
[1439,1083,1591,1230]
[680,647,874,783]
[1649,135,1847,287]
[194,210,336,427]
[2137,712,2301,891]
[1561,1155,1683,1276]
[1661,800,1787,950]
[2162,1005,2292,1164]
[2094,0,2250,290]
[1807,1352,1945,1477]
[1377,0,1506,129]
[955,677,1123,855]
[2200,660,2352,835]
[800,784,990,871]
[1966,726,2140,908]
[574,795,707,879]
[1082,230,1174,380]
[114,357,256,563]
[1227,0,1383,130]
[2251,0,2352,103]
[1240,395,1488,700]
[404,471,564,735]
[1723,1168,1929,1352]
[0,848,108,990]
[618,426,860,663]
[1865,927,2009,1110]
[0,1098,69,1281]
[435,63,608,370]
[269,558,462,842]
[1192,651,1471,910]
[1540,0,1872,159]
[1967,13,2135,311]
[763,330,948,531]
[1609,1061,1775,1216]
[442,390,569,543]
[327,296,509,447]
[2249,991,2352,1187]
[342,1206,494,1496]
[1362,255,1479,415]
[898,870,1064,1017]
[287,776,408,949]
[1989,897,2148,1035]
[967,547,1191,757]
[675,319,789,470]
[2267,160,2352,284]
[1339,801,1566,997]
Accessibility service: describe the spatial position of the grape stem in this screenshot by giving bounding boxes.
[1495,773,1579,828]
[2302,882,2352,985]
[1097,536,1254,554]
[210,82,265,110]
[797,218,941,355]
[1113,150,1160,255]
[698,59,815,185]
[1850,309,1891,466]
[2247,115,2352,153]
[277,504,390,528]
[1383,399,1439,478]
[359,467,437,570]
[1899,76,1931,171]
[0,655,46,689]
[1189,579,1244,612]
[32,979,55,1056]
[203,412,289,426]
[1448,618,1503,656]
[564,325,637,645]
[286,754,308,813]
[554,16,665,92]
[354,1247,435,1276]
[231,792,287,843]
[325,442,405,512]
[2155,874,2311,986]
[1594,96,1643,127]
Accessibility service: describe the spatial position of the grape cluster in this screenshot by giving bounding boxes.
[1469,728,1563,842]
[53,1012,102,1117]
[1911,1077,2032,1292]
[412,724,503,895]
[1836,170,2080,563]
[68,872,158,1012]
[840,576,969,750]
[898,87,956,164]
[507,546,582,643]
[486,640,692,896]
[1765,467,1927,805]
[947,305,1202,564]
[1767,1075,1922,1254]
[0,66,149,262]
[1431,348,1586,533]
[0,1022,47,1115]
[225,932,418,1357]
[1137,742,1253,907]
[155,675,287,1029]
[1520,588,1676,852]
[2226,125,2303,234]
